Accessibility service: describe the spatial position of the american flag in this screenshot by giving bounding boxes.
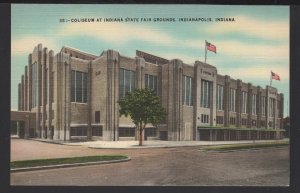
[206,41,216,53]
[271,71,280,81]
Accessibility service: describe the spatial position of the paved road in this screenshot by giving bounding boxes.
[10,139,289,186]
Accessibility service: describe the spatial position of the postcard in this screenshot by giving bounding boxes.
[10,4,290,187]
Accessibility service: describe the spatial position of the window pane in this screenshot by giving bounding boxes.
[76,72,82,102]
[95,111,100,123]
[131,71,135,91]
[145,74,149,89]
[186,77,190,105]
[83,73,87,103]
[124,70,130,94]
[119,69,125,99]
[153,76,157,95]
[149,74,153,90]
[71,71,76,102]
[207,81,211,108]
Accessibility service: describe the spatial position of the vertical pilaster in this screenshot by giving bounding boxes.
[53,54,60,140]
[36,44,42,138]
[135,57,145,89]
[280,93,284,129]
[257,86,262,128]
[24,66,28,111]
[167,59,183,141]
[211,72,217,127]
[47,50,54,139]
[193,63,200,140]
[266,86,270,129]
[18,83,21,111]
[237,79,242,128]
[247,83,252,128]
[28,54,32,111]
[87,61,92,140]
[21,75,24,111]
[224,75,230,127]
[103,50,119,141]
[41,48,48,139]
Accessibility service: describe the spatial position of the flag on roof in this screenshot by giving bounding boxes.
[271,71,280,81]
[206,41,216,53]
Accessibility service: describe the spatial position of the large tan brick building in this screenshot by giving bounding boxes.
[15,44,285,141]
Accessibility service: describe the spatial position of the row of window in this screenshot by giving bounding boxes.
[116,127,158,137]
[68,70,278,119]
[70,127,158,137]
[218,88,272,116]
[213,116,269,127]
[70,127,102,137]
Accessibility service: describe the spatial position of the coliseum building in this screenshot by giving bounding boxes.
[12,44,285,141]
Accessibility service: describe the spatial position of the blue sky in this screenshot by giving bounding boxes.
[11,4,289,116]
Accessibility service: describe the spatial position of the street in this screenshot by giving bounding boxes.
[10,139,289,186]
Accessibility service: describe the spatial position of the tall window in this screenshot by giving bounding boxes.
[145,74,157,95]
[51,72,54,102]
[252,94,257,115]
[95,111,100,123]
[216,85,223,110]
[119,68,135,99]
[241,91,247,114]
[269,98,275,117]
[182,76,193,106]
[200,80,211,108]
[229,88,236,112]
[261,96,266,116]
[71,70,88,103]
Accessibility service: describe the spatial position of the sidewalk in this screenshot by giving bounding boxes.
[30,138,289,149]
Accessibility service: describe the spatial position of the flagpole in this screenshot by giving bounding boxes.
[270,71,272,87]
[205,40,207,63]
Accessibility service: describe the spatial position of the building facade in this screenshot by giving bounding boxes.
[15,44,285,141]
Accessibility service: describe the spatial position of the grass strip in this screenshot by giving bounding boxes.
[203,141,289,151]
[11,155,128,169]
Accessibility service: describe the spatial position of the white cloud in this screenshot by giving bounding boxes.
[182,39,289,60]
[11,36,59,56]
[205,15,289,41]
[218,65,289,81]
[155,51,289,82]
[59,22,176,45]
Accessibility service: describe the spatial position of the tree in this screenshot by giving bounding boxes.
[118,88,166,146]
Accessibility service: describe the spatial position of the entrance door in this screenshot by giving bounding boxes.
[18,121,25,138]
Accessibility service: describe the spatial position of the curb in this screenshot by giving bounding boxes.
[11,157,131,173]
[87,145,199,149]
[200,145,289,153]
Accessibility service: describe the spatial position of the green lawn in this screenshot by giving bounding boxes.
[11,155,128,169]
[203,141,289,151]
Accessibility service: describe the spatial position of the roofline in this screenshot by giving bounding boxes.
[61,45,98,58]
